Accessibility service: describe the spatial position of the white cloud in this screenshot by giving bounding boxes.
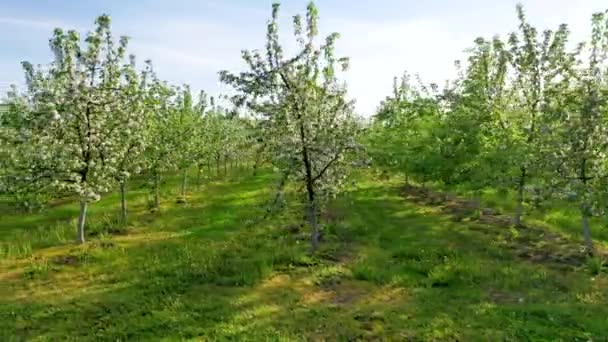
[326,17,469,115]
[0,16,83,32]
[120,17,260,99]
[123,14,469,115]
[131,42,226,70]
[2,0,608,116]
[321,0,608,115]
[0,16,60,30]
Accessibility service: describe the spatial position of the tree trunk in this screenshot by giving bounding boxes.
[216,156,220,177]
[294,102,317,252]
[77,200,88,244]
[223,156,227,176]
[181,169,188,196]
[120,181,127,225]
[207,162,211,180]
[581,202,593,254]
[514,167,525,227]
[404,172,409,186]
[153,170,160,208]
[472,190,482,217]
[253,153,259,176]
[302,148,318,252]
[580,158,593,254]
[196,166,202,186]
[307,199,320,252]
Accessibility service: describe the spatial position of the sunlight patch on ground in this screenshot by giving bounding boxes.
[5,270,126,304]
[113,230,192,247]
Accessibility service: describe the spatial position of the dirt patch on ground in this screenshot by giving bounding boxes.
[316,279,371,306]
[94,240,117,249]
[488,290,524,304]
[403,185,510,226]
[322,207,345,224]
[332,285,367,305]
[401,185,604,268]
[52,255,80,266]
[49,196,76,207]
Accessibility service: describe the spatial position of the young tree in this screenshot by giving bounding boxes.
[193,90,212,185]
[550,10,608,252]
[114,59,148,225]
[203,105,230,177]
[368,72,443,186]
[0,88,57,211]
[504,6,572,226]
[220,2,359,251]
[143,71,178,209]
[427,36,510,205]
[20,15,144,243]
[173,85,203,198]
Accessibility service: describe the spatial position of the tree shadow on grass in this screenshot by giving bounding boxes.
[1,171,301,340]
[3,224,302,340]
[318,182,608,340]
[5,172,607,340]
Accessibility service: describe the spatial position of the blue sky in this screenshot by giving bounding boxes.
[1,0,606,115]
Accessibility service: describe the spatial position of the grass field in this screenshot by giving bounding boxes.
[1,169,607,341]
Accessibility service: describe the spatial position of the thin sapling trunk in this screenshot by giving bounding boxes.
[581,201,593,254]
[77,200,88,244]
[153,169,160,209]
[120,181,127,225]
[472,190,482,217]
[307,199,320,253]
[580,159,593,254]
[181,168,188,197]
[514,167,526,227]
[196,166,202,186]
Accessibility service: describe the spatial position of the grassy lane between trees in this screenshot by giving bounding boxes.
[1,169,607,340]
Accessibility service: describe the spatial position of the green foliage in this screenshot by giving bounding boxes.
[0,15,150,242]
[18,15,144,202]
[221,2,361,250]
[1,169,604,340]
[367,5,608,251]
[1,15,257,240]
[585,256,606,275]
[2,3,608,340]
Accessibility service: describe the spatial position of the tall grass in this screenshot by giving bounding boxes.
[0,222,72,259]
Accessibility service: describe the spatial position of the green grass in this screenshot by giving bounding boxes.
[1,168,607,340]
[431,180,608,245]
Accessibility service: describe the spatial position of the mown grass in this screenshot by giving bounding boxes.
[1,168,607,340]
[431,180,608,246]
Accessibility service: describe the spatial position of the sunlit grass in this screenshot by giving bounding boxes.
[433,180,608,246]
[1,168,607,340]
